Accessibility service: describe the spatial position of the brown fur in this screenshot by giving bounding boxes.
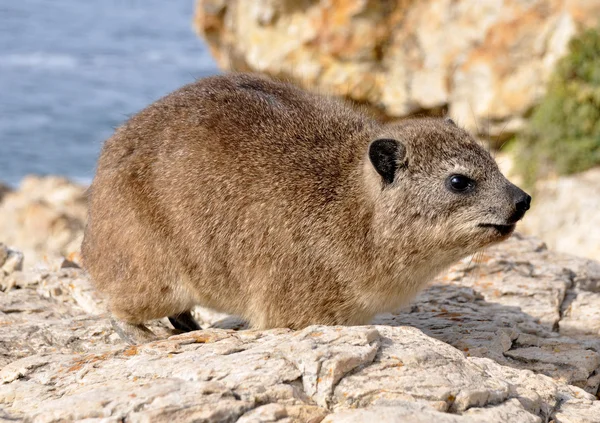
[82,73,529,336]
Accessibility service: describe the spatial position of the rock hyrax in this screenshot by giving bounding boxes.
[82,73,531,344]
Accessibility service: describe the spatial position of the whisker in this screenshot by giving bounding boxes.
[468,101,480,135]
[465,252,476,283]
[473,249,486,282]
[497,121,511,154]
[487,112,492,156]
[466,249,487,286]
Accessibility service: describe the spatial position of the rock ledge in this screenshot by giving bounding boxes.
[1,235,599,422]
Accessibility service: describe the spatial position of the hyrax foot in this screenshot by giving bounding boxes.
[168,310,202,332]
[110,318,158,345]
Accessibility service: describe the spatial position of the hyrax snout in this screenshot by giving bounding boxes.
[82,73,530,344]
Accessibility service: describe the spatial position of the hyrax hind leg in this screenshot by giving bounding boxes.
[110,309,201,345]
[105,273,200,344]
[109,290,200,344]
[111,319,157,345]
[110,307,201,345]
[84,216,201,343]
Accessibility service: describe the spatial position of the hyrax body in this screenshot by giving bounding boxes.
[83,73,530,343]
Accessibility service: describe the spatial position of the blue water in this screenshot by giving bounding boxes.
[0,0,218,187]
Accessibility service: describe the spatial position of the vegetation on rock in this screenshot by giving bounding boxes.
[513,27,600,186]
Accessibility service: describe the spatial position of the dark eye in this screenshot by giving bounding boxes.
[447,174,475,193]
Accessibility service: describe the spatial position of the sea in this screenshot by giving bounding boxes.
[0,0,219,187]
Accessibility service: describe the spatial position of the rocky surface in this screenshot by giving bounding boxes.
[1,234,599,422]
[194,0,600,140]
[520,167,600,262]
[0,175,86,268]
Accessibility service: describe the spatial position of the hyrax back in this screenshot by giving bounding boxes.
[83,73,530,342]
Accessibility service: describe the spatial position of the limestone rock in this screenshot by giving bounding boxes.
[560,291,600,337]
[1,235,600,421]
[520,167,600,262]
[377,234,600,394]
[0,175,87,267]
[322,400,541,423]
[0,324,597,422]
[0,244,23,276]
[193,0,600,139]
[0,243,24,292]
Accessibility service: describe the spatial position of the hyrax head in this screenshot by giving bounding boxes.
[365,117,531,257]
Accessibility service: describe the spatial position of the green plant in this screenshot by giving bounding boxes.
[513,27,600,186]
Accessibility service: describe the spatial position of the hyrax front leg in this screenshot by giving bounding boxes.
[110,319,158,345]
[168,310,201,332]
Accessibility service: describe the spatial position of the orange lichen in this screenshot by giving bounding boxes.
[122,346,138,357]
[65,352,113,373]
[66,363,83,373]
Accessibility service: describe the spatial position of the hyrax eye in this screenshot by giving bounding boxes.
[446,174,475,193]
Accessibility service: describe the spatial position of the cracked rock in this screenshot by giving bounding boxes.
[0,325,597,422]
[1,234,600,421]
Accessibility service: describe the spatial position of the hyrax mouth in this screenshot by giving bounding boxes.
[478,223,516,236]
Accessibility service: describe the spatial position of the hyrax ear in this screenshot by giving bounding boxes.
[445,117,457,126]
[368,138,407,185]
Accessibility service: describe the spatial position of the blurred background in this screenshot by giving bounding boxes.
[0,0,599,267]
[0,0,218,186]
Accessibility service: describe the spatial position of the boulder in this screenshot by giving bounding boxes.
[520,167,600,262]
[193,0,600,140]
[0,175,86,268]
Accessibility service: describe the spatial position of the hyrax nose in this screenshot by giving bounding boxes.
[515,192,531,213]
[509,184,531,223]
